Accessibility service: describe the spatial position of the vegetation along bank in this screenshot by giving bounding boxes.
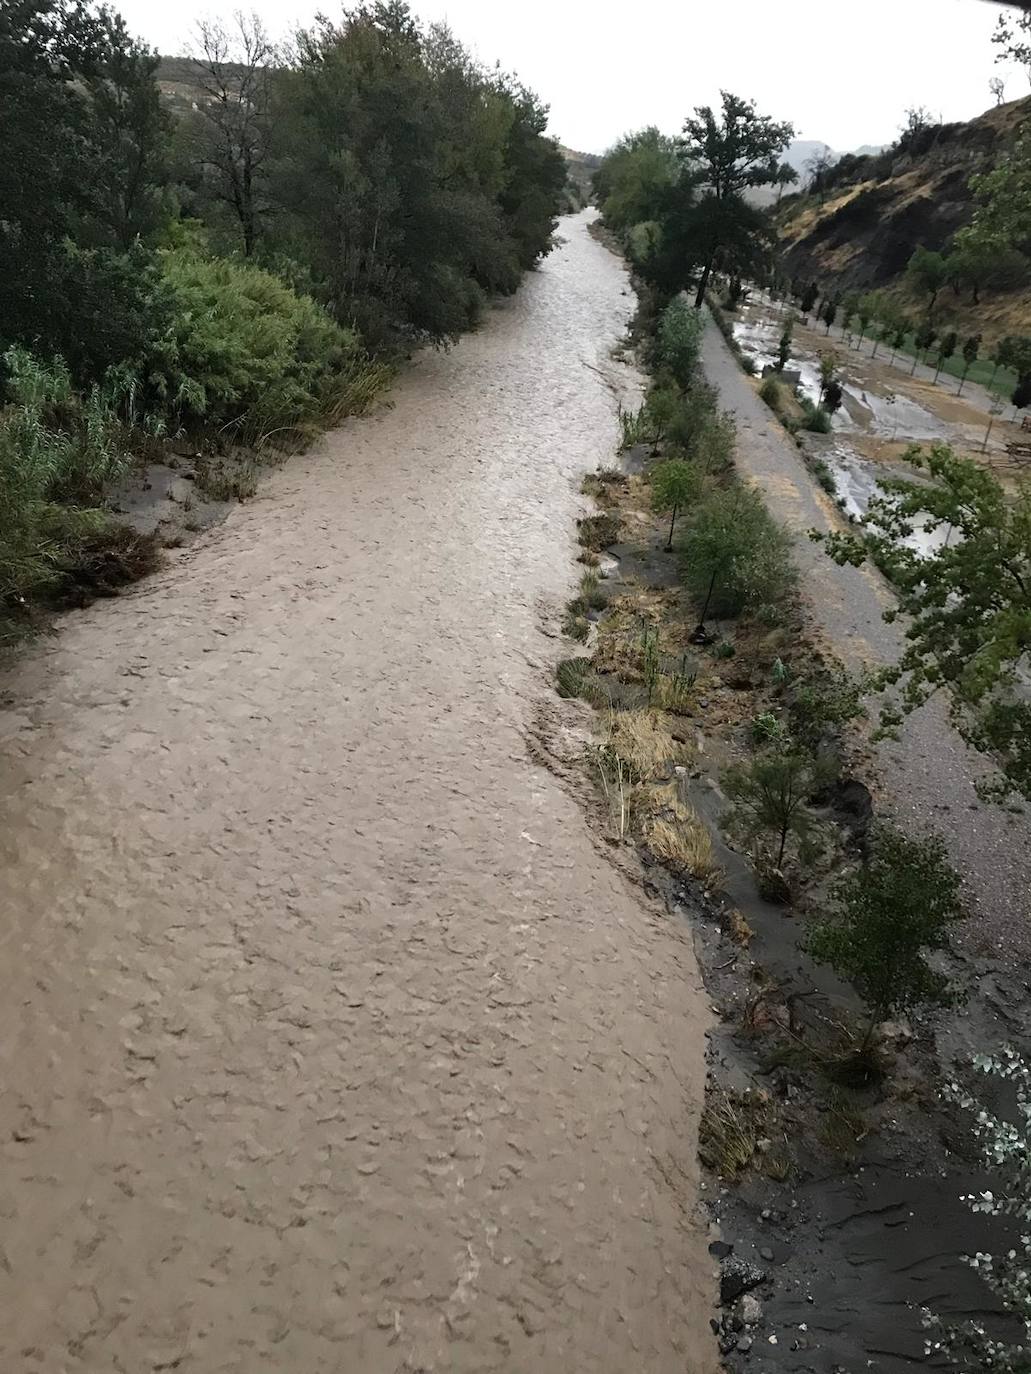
[0,0,567,641]
[575,88,1031,1370]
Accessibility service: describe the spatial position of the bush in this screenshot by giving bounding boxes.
[680,484,797,622]
[0,349,140,630]
[759,375,788,414]
[800,398,832,433]
[806,824,963,1051]
[657,297,704,388]
[723,750,821,868]
[154,248,378,438]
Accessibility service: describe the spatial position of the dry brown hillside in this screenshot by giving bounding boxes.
[777,96,1031,345]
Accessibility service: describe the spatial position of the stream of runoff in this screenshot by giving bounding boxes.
[0,211,716,1373]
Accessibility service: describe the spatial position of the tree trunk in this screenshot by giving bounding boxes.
[957,365,969,396]
[694,257,714,309]
[695,566,718,631]
[667,505,677,550]
[776,824,787,868]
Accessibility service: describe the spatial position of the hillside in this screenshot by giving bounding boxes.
[776,95,1031,343]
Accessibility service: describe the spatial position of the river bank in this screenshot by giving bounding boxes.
[0,211,721,1372]
[558,239,1031,1370]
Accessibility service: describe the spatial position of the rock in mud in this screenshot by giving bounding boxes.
[720,1255,766,1304]
[740,1294,762,1326]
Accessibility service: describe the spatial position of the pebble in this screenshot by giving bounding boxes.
[759,1246,775,1261]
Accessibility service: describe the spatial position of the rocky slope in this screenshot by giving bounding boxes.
[776,95,1030,335]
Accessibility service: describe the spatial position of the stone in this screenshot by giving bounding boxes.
[736,1335,753,1353]
[709,1240,734,1259]
[740,1295,762,1326]
[759,1247,775,1262]
[720,1256,766,1305]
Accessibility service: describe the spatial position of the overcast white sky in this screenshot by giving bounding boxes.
[117,0,1029,154]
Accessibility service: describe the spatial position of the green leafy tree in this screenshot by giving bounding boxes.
[912,321,936,375]
[680,483,797,630]
[957,334,981,396]
[818,352,837,403]
[906,246,949,324]
[820,444,1031,800]
[799,280,819,314]
[593,127,679,235]
[934,329,958,383]
[723,751,820,868]
[776,314,795,372]
[678,91,794,306]
[888,321,909,365]
[656,297,704,388]
[651,459,702,548]
[821,298,837,335]
[823,378,844,414]
[854,294,874,349]
[807,824,962,1050]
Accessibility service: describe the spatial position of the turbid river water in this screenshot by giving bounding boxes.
[0,212,717,1372]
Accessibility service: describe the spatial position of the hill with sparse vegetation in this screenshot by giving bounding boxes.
[776,96,1031,345]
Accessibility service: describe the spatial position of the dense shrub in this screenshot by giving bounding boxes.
[155,249,373,436]
[657,298,704,388]
[0,349,137,624]
[680,483,797,619]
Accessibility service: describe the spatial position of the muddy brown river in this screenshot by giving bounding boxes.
[0,212,716,1372]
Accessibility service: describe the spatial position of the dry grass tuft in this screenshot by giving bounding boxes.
[605,709,683,781]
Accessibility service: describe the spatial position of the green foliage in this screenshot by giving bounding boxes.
[651,458,703,547]
[799,398,832,433]
[593,129,679,235]
[272,7,565,346]
[788,663,864,747]
[759,375,788,414]
[657,298,704,388]
[0,348,139,627]
[806,824,962,1039]
[626,220,663,269]
[680,483,797,622]
[906,247,949,322]
[820,444,1031,800]
[776,314,795,371]
[156,248,372,436]
[723,750,821,867]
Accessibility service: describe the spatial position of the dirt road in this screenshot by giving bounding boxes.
[0,213,716,1373]
[702,315,1031,959]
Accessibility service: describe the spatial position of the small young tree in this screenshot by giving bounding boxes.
[800,280,819,315]
[889,321,909,366]
[823,378,844,415]
[855,295,874,350]
[776,314,794,372]
[657,297,704,387]
[989,74,1007,106]
[907,246,949,325]
[934,330,958,383]
[651,458,702,548]
[1014,372,1031,416]
[821,298,837,334]
[957,334,981,396]
[913,321,936,374]
[723,751,819,868]
[680,483,797,633]
[807,823,963,1051]
[927,1049,1031,1372]
[818,351,837,404]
